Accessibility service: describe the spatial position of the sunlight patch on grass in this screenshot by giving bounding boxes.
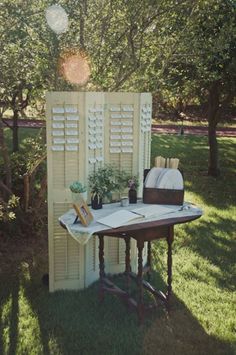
[16,286,42,354]
[1,295,12,354]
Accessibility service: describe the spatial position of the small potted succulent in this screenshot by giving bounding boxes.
[69,181,87,202]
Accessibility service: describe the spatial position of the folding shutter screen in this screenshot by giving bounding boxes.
[46,92,152,291]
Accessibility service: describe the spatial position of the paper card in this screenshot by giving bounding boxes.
[88,129,96,135]
[110,106,121,111]
[122,127,133,133]
[66,145,78,151]
[65,123,78,128]
[66,115,79,121]
[52,130,64,136]
[52,122,64,129]
[122,135,133,140]
[96,143,103,149]
[110,141,121,147]
[65,106,78,113]
[89,122,96,128]
[122,113,133,118]
[89,158,97,164]
[122,148,133,153]
[89,136,96,143]
[96,129,103,135]
[53,138,65,144]
[122,121,133,126]
[67,138,79,144]
[141,127,151,132]
[111,113,122,119]
[52,107,64,113]
[53,115,64,121]
[52,145,64,151]
[65,130,78,136]
[111,121,121,126]
[111,128,121,133]
[110,148,121,153]
[111,135,121,140]
[96,156,103,162]
[122,105,134,112]
[121,141,133,146]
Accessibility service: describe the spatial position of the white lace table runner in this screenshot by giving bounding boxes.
[59,201,202,245]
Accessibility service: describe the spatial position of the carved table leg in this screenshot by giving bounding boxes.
[125,236,131,293]
[137,240,145,324]
[147,241,151,281]
[166,226,174,310]
[98,235,105,303]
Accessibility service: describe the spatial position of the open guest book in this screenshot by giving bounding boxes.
[97,205,179,229]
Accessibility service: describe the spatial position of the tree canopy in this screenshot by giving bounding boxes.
[0,0,235,175]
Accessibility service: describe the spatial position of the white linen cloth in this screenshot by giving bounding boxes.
[59,201,202,245]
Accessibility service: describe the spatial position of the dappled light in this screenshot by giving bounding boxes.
[1,0,236,352]
[0,133,235,353]
[45,4,68,34]
[180,213,236,291]
[58,49,91,85]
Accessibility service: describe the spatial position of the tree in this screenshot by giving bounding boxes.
[136,0,236,176]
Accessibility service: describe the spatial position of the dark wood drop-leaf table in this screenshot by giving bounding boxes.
[96,212,202,324]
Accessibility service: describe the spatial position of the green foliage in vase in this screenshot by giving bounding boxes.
[88,165,139,200]
[88,165,121,200]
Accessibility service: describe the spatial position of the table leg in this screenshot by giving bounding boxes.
[147,241,151,281]
[98,235,105,303]
[137,240,144,324]
[125,236,131,293]
[166,226,174,310]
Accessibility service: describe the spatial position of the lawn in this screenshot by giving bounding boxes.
[0,132,235,355]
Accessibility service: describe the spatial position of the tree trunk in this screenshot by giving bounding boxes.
[207,83,221,177]
[12,110,19,152]
[0,117,12,193]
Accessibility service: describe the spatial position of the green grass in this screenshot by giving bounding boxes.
[0,133,236,354]
[153,118,236,128]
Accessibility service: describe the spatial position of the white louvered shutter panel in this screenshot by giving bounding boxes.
[47,92,152,290]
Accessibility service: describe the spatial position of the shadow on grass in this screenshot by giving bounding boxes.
[0,275,20,355]
[1,261,234,355]
[179,215,236,291]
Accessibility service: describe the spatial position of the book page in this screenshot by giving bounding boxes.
[132,205,179,218]
[97,210,143,229]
